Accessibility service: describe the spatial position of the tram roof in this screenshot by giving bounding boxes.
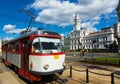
[19,29,60,38]
[3,29,60,45]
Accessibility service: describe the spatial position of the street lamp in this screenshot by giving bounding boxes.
[78,40,82,57]
[92,39,96,59]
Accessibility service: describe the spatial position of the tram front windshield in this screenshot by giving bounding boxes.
[32,37,61,53]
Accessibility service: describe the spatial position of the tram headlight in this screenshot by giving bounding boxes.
[43,64,49,70]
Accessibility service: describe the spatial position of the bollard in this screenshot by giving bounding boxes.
[86,67,89,83]
[119,60,120,66]
[70,65,72,77]
[93,58,96,63]
[111,73,114,84]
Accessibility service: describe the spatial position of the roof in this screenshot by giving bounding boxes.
[88,32,100,35]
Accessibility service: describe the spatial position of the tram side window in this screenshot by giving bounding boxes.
[7,42,19,53]
[2,46,6,52]
[8,44,11,52]
[15,42,19,52]
[11,44,15,52]
[7,43,14,53]
[7,44,12,53]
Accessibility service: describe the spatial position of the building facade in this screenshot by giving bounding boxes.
[69,13,88,50]
[65,13,116,51]
[82,27,115,50]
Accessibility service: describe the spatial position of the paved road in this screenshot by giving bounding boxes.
[66,52,120,58]
[65,52,120,64]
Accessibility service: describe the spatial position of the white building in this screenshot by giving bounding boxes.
[69,13,116,51]
[70,13,88,50]
[82,27,115,50]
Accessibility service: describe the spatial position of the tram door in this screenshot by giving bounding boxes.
[21,39,29,75]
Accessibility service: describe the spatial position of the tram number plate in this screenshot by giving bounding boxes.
[54,55,59,60]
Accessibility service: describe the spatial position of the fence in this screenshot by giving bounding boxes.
[66,65,120,84]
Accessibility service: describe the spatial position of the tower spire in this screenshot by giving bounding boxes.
[74,12,81,31]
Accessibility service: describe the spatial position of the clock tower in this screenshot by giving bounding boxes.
[74,13,81,31]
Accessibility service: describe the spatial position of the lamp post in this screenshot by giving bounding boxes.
[78,40,82,57]
[92,39,96,60]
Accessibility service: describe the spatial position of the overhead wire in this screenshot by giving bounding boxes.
[0,12,40,26]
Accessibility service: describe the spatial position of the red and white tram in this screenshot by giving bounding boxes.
[2,29,66,81]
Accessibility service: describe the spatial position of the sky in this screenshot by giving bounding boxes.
[0,0,119,40]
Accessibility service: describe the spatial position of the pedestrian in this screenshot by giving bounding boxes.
[82,49,84,56]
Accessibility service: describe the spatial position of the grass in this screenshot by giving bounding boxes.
[94,57,120,63]
[82,57,120,66]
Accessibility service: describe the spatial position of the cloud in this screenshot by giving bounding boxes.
[3,37,14,41]
[3,24,37,34]
[81,21,98,33]
[27,0,118,32]
[3,24,16,31]
[27,0,78,26]
[3,24,24,34]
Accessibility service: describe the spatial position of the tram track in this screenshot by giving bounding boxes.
[26,74,68,84]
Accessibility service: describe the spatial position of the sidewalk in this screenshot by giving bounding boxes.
[0,72,21,84]
[0,63,22,84]
[63,61,120,84]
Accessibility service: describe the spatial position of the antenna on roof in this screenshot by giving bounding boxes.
[19,9,35,34]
